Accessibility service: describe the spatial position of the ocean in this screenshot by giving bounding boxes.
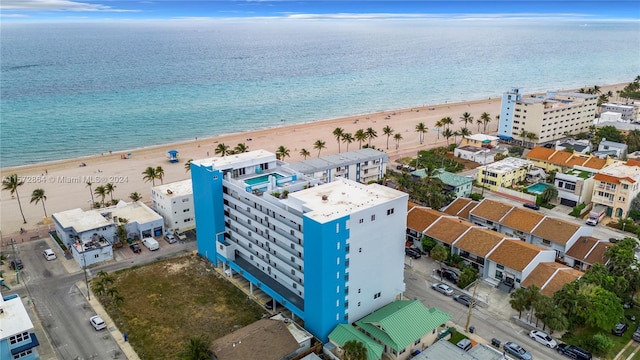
[1,19,639,168]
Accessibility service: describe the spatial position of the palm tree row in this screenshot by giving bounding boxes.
[213,142,250,157]
[93,182,119,207]
[142,166,165,186]
[518,129,540,148]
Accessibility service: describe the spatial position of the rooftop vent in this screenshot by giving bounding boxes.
[322,195,328,202]
[167,189,173,195]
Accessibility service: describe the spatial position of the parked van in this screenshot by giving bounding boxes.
[142,237,159,251]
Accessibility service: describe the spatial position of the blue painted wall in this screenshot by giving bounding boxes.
[303,214,349,342]
[498,87,521,140]
[191,163,225,263]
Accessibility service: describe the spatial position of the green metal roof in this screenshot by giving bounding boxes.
[355,300,451,351]
[328,324,384,360]
[433,170,473,187]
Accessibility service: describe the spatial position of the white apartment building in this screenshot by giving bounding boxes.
[592,160,640,218]
[498,88,598,144]
[287,148,388,184]
[151,179,194,233]
[601,102,639,122]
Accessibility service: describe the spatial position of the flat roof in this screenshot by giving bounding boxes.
[290,178,407,223]
[466,134,499,142]
[191,149,275,170]
[484,157,532,173]
[152,179,193,197]
[0,293,34,340]
[53,208,113,233]
[287,148,388,174]
[110,201,162,224]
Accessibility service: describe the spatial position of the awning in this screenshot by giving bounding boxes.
[498,135,513,141]
[11,333,39,355]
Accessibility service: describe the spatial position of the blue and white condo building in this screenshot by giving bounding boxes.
[0,293,40,360]
[191,150,408,341]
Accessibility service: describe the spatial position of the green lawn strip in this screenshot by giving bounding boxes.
[622,342,638,359]
[96,255,265,359]
[562,326,632,359]
[448,329,468,345]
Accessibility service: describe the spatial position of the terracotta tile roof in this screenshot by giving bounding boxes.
[531,217,580,245]
[548,151,573,165]
[565,236,599,260]
[469,199,514,222]
[583,157,607,170]
[443,198,474,217]
[407,207,444,232]
[521,262,583,297]
[525,146,606,170]
[525,147,556,161]
[488,240,544,271]
[408,201,421,210]
[454,228,504,256]
[424,217,474,245]
[627,159,640,167]
[500,208,546,233]
[457,201,479,220]
[594,172,636,184]
[584,241,613,265]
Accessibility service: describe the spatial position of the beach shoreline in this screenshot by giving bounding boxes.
[0,83,628,238]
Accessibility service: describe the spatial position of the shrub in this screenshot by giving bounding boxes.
[457,267,478,289]
[587,333,614,356]
[470,193,483,201]
[570,203,586,217]
[421,237,437,253]
[51,232,68,251]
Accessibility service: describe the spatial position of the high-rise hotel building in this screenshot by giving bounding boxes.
[190,150,408,341]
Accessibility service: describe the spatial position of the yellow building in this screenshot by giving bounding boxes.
[459,133,500,148]
[592,160,640,218]
[478,157,533,191]
[525,146,608,173]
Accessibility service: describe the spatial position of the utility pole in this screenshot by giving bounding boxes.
[83,251,90,300]
[465,275,480,332]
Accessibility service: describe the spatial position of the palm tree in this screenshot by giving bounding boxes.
[341,132,354,152]
[142,166,157,186]
[105,182,116,201]
[365,127,377,147]
[442,128,454,146]
[184,159,193,173]
[526,131,539,147]
[333,127,344,153]
[480,112,491,133]
[415,122,427,144]
[299,148,311,159]
[354,129,367,149]
[2,174,26,224]
[94,185,107,207]
[30,188,48,217]
[519,129,529,147]
[476,117,483,132]
[459,112,474,129]
[458,127,472,145]
[129,192,142,202]
[540,186,558,205]
[214,143,230,156]
[234,143,249,153]
[434,119,443,140]
[382,125,394,150]
[393,133,403,150]
[86,181,95,207]
[181,335,211,360]
[275,145,290,160]
[342,340,368,360]
[510,287,528,319]
[313,139,326,157]
[441,116,453,131]
[155,166,165,185]
[592,85,601,94]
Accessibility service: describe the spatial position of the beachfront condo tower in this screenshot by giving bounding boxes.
[190,150,408,341]
[498,87,597,145]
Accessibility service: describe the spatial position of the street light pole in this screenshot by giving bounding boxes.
[83,251,90,300]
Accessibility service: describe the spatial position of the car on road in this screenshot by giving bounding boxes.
[405,248,421,259]
[10,258,24,270]
[436,268,459,283]
[431,283,454,296]
[42,248,57,261]
[453,294,475,307]
[612,322,628,336]
[89,315,106,331]
[529,330,557,348]
[557,344,592,360]
[523,203,540,210]
[130,243,142,254]
[503,341,532,360]
[164,233,177,244]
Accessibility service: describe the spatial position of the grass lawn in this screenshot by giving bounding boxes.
[94,255,265,359]
[448,329,468,345]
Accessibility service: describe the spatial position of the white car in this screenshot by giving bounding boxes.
[529,330,557,348]
[90,315,106,331]
[42,248,57,260]
[431,283,454,296]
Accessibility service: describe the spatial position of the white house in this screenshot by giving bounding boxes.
[151,179,194,233]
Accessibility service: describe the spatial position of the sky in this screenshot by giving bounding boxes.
[1,0,639,22]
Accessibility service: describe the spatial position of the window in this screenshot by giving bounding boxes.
[9,332,29,344]
[13,349,33,359]
[359,219,364,224]
[371,214,376,221]
[496,264,504,270]
[387,208,394,215]
[542,239,551,246]
[373,292,381,299]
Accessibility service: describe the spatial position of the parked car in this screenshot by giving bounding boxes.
[523,203,540,210]
[453,294,476,307]
[529,330,557,348]
[176,232,187,241]
[10,259,24,270]
[431,283,454,296]
[437,268,459,283]
[557,344,592,360]
[142,236,159,251]
[405,248,421,259]
[89,315,106,331]
[42,248,57,261]
[612,322,629,336]
[130,243,142,254]
[164,233,177,244]
[633,327,640,342]
[456,338,472,351]
[503,341,532,360]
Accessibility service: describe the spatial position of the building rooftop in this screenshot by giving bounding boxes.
[53,208,113,233]
[191,149,276,170]
[531,217,581,245]
[499,207,546,233]
[457,145,489,153]
[522,262,583,297]
[466,134,500,142]
[109,201,163,225]
[487,240,546,272]
[483,157,532,173]
[454,228,505,257]
[526,147,607,170]
[597,121,640,132]
[0,293,34,341]
[287,148,388,174]
[424,217,475,245]
[565,237,612,265]
[433,170,474,187]
[152,179,192,197]
[407,206,444,233]
[442,198,477,218]
[289,178,407,223]
[595,161,640,183]
[470,199,514,223]
[329,324,384,360]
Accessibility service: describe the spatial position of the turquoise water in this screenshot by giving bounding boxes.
[2,20,639,167]
[245,173,284,186]
[527,183,551,194]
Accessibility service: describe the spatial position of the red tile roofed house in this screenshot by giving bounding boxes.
[442,198,477,218]
[525,147,607,172]
[521,262,583,297]
[423,217,476,249]
[592,161,640,219]
[530,217,593,259]
[468,198,514,230]
[564,236,613,271]
[452,228,506,279]
[406,206,446,247]
[497,207,546,241]
[486,240,556,290]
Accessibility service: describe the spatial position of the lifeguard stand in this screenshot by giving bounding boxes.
[167,150,179,163]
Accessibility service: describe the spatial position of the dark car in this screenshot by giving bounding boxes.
[405,248,421,259]
[633,327,640,342]
[437,268,459,283]
[523,203,540,210]
[10,259,24,270]
[453,294,476,307]
[612,322,629,336]
[557,344,592,360]
[503,341,532,360]
[130,243,142,254]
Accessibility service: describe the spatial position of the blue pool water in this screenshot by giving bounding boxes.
[527,183,550,194]
[245,173,284,186]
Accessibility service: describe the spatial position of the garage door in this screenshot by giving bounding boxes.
[560,198,577,207]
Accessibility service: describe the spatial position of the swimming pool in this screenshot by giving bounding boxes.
[244,173,284,186]
[527,183,550,194]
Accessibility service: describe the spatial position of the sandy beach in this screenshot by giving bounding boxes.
[0,83,627,240]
